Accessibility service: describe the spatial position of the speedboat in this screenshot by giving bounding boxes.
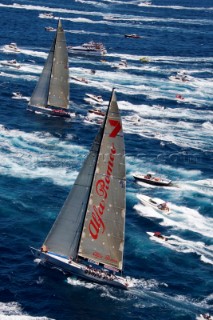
[67,41,107,56]
[88,108,105,117]
[85,93,103,104]
[45,26,56,32]
[169,71,193,82]
[137,194,170,214]
[71,76,88,84]
[39,12,54,19]
[1,59,21,69]
[12,92,23,99]
[3,43,21,53]
[176,94,184,100]
[147,232,168,242]
[114,59,128,69]
[133,172,172,186]
[197,314,213,320]
[140,57,149,63]
[124,34,141,38]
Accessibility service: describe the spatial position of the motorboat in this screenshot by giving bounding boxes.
[114,59,128,69]
[1,59,21,69]
[3,43,21,53]
[176,94,184,100]
[12,92,23,99]
[85,93,103,104]
[39,12,54,19]
[133,172,172,186]
[137,194,170,214]
[140,57,149,63]
[71,76,88,84]
[67,41,107,56]
[197,314,213,320]
[124,34,141,39]
[169,71,193,82]
[45,26,56,32]
[147,232,168,242]
[88,108,105,117]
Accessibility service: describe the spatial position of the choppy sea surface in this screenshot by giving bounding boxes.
[0,0,212,319]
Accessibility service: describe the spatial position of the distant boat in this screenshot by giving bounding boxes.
[137,194,170,214]
[39,12,54,19]
[169,71,193,83]
[85,93,103,104]
[124,34,141,39]
[147,232,168,242]
[113,59,128,69]
[140,57,149,63]
[3,42,21,53]
[133,172,172,186]
[71,76,88,84]
[28,19,71,118]
[88,108,105,117]
[12,92,23,99]
[45,26,56,32]
[197,314,213,320]
[31,89,130,290]
[1,59,21,69]
[67,41,107,56]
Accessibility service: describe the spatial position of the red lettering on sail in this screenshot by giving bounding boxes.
[109,119,121,138]
[88,144,116,239]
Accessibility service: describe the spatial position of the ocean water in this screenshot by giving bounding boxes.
[0,0,212,319]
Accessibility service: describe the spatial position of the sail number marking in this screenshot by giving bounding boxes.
[109,119,121,138]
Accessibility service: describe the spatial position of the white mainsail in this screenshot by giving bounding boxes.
[29,19,69,109]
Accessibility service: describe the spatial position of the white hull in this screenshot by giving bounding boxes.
[85,94,103,104]
[31,248,128,290]
[68,48,106,56]
[137,194,170,214]
[146,232,168,242]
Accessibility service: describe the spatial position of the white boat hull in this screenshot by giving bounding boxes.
[137,194,170,214]
[31,248,128,290]
[146,232,168,242]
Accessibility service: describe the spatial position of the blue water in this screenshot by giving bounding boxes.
[0,0,212,319]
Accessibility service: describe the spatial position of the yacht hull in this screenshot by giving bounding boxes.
[28,105,71,118]
[31,248,128,290]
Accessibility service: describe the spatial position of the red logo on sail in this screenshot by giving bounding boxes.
[88,143,116,240]
[109,119,121,138]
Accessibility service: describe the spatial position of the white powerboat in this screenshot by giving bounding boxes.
[147,232,168,242]
[137,194,170,214]
[1,59,21,69]
[45,26,56,32]
[197,314,213,320]
[88,108,105,117]
[67,41,107,56]
[12,92,23,99]
[85,93,103,104]
[39,13,54,19]
[133,172,172,186]
[114,59,128,69]
[3,43,21,53]
[71,76,88,84]
[169,71,193,82]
